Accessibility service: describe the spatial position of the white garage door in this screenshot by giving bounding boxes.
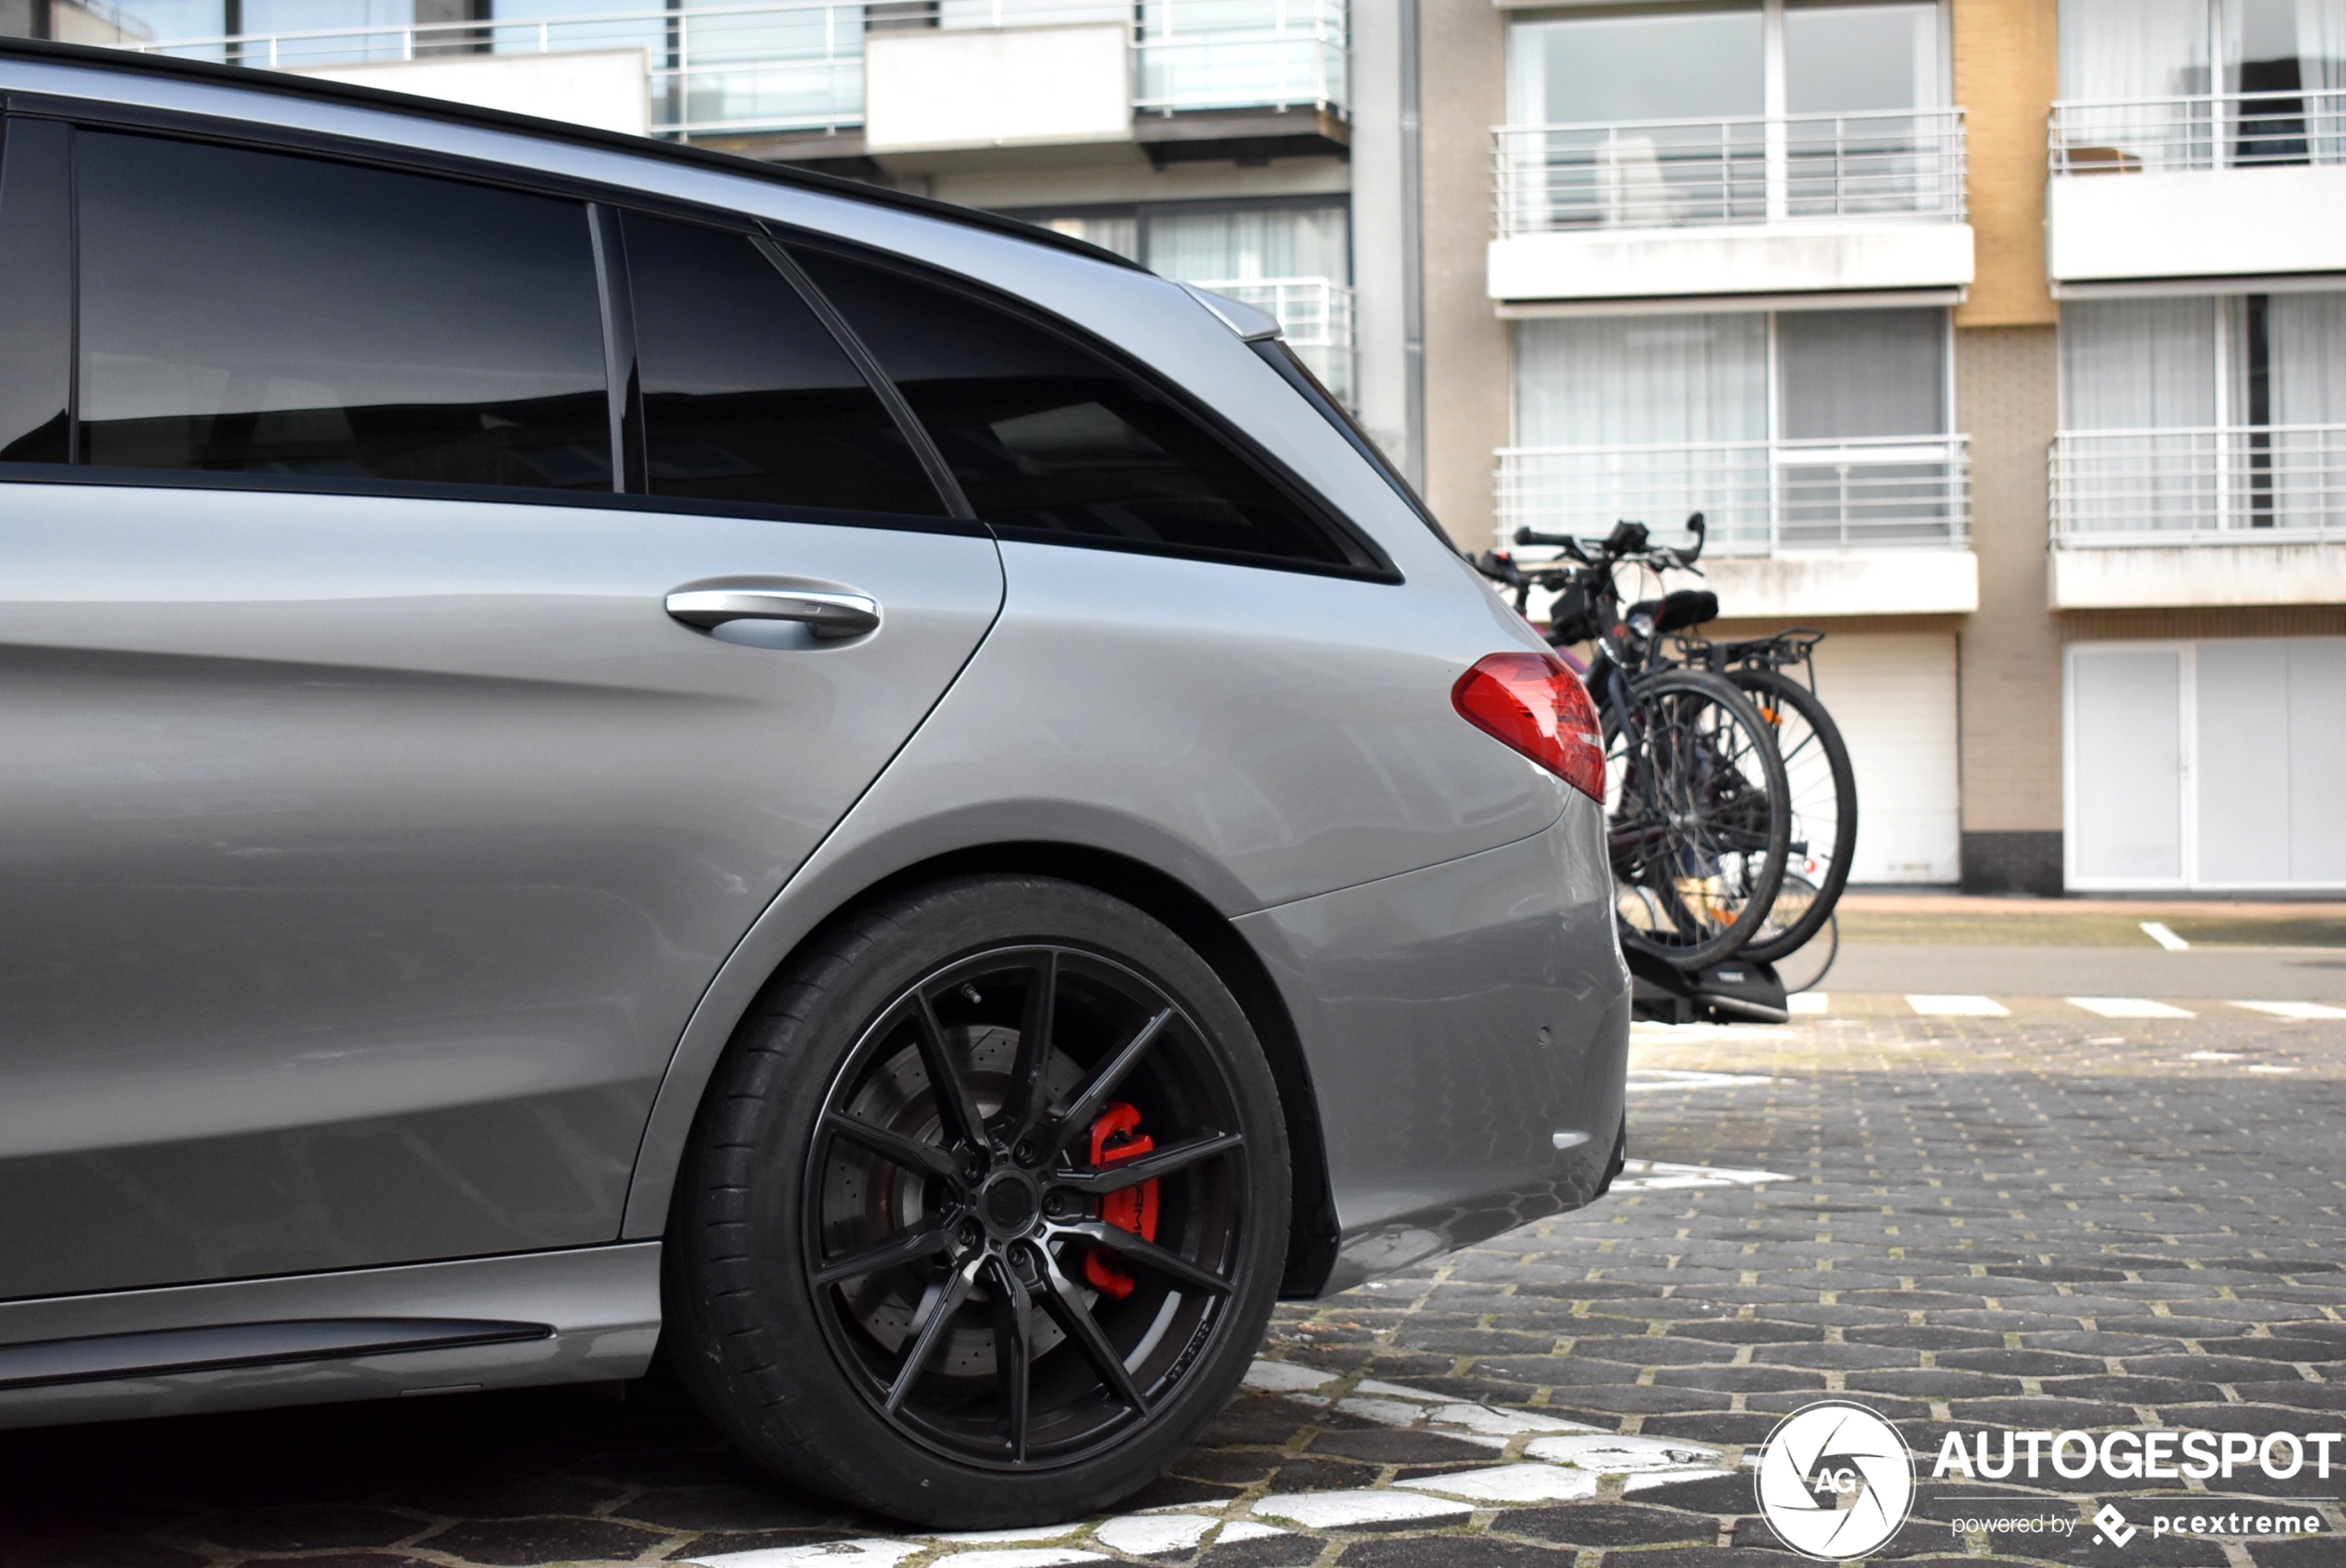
[1810,632,1962,884]
[2067,637,2346,890]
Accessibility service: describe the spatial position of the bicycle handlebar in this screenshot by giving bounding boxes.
[1511,512,1707,573]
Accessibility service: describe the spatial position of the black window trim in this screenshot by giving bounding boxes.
[1252,338,1458,556]
[0,104,986,537]
[770,224,1406,586]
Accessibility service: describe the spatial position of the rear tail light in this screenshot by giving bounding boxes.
[1452,652,1605,802]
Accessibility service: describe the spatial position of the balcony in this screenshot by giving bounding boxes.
[2049,426,2346,609]
[2048,91,2346,289]
[1192,276,1353,406]
[1488,109,1974,308]
[1494,435,1977,617]
[128,0,1346,155]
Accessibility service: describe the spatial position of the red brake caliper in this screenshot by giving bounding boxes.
[1082,1103,1160,1300]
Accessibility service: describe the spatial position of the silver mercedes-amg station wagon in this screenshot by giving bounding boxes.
[0,40,1629,1527]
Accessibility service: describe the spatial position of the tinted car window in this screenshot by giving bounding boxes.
[790,247,1374,572]
[0,119,71,464]
[76,132,611,490]
[623,213,942,516]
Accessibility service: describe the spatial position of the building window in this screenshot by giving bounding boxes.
[1499,0,1953,230]
[1503,307,1963,552]
[2056,0,2346,169]
[2055,292,2346,537]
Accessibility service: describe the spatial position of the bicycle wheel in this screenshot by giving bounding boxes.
[1728,668,1857,967]
[1751,873,1838,993]
[1602,669,1791,970]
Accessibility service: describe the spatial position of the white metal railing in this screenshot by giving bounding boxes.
[2050,426,2346,544]
[1135,0,1345,115]
[1193,276,1353,405]
[1494,434,1972,555]
[2051,90,2346,175]
[129,0,1346,138]
[1493,107,1965,238]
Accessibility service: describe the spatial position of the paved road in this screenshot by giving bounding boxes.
[1822,942,2346,1002]
[6,1003,2340,1567]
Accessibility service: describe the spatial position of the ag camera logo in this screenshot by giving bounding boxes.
[1756,1401,1917,1559]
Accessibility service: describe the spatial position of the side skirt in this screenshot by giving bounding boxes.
[0,1243,659,1430]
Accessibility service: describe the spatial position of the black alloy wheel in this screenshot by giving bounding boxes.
[667,876,1290,1526]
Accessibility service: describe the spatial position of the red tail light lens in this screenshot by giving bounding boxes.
[1451,652,1605,802]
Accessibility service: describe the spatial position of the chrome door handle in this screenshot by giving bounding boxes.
[664,588,880,639]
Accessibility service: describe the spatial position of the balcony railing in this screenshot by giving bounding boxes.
[1136,0,1345,116]
[2051,90,2346,175]
[1192,276,1353,405]
[1494,435,1972,556]
[127,0,1346,139]
[1493,108,1965,238]
[2050,427,2346,545]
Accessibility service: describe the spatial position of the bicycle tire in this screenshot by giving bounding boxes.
[1602,668,1792,971]
[1728,668,1857,966]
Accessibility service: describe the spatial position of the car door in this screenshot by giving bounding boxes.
[0,118,1000,1299]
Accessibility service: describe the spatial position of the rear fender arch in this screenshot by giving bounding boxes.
[619,811,1341,1298]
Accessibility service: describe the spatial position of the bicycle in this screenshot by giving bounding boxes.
[1482,518,1791,971]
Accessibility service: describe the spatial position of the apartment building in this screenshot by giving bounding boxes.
[1418,0,2346,894]
[16,0,2341,894]
[18,0,1373,429]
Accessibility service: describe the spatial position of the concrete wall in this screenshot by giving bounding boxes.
[1417,0,1506,549]
[1348,0,1411,466]
[2050,166,2346,284]
[295,51,650,136]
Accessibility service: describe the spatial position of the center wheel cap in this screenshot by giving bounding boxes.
[978,1169,1043,1240]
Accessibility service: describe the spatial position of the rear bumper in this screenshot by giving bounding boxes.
[1234,799,1630,1297]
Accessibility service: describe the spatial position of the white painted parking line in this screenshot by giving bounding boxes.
[2141,921,2190,950]
[1788,992,1829,1015]
[1092,1515,1215,1556]
[1906,994,2009,1016]
[1626,1068,1773,1093]
[1396,1464,1600,1503]
[1525,1433,1725,1473]
[2234,1000,2346,1020]
[2188,1051,2243,1061]
[695,1545,923,1568]
[1252,1490,1471,1529]
[936,1552,1102,1568]
[2248,1064,2303,1074]
[1240,1358,1340,1393]
[2067,996,2195,1019]
[1613,1159,1788,1191]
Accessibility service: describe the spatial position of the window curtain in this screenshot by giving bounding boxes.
[2300,0,2346,156]
[1512,313,1767,545]
[1143,208,1349,284]
[2060,0,2212,168]
[2266,291,2346,529]
[2062,297,2219,535]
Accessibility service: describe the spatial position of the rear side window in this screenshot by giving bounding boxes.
[76,132,611,490]
[790,246,1382,574]
[0,118,71,464]
[622,212,943,516]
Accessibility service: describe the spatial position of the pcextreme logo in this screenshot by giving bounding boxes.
[1754,1401,1917,1560]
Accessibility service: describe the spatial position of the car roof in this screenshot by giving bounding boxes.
[0,35,1144,273]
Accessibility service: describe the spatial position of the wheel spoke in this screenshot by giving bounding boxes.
[1056,1131,1243,1195]
[822,1112,961,1184]
[1002,948,1058,1145]
[886,1254,984,1412]
[812,1224,953,1288]
[1058,1219,1234,1297]
[988,1253,1034,1462]
[912,992,991,1156]
[1035,1248,1147,1415]
[1044,1007,1174,1158]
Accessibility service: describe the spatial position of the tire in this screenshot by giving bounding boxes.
[1602,669,1791,971]
[665,874,1291,1528]
[1727,668,1856,967]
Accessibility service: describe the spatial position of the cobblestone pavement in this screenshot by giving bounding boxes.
[5,1005,2340,1568]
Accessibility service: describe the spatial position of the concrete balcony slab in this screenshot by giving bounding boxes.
[1487,222,1974,306]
